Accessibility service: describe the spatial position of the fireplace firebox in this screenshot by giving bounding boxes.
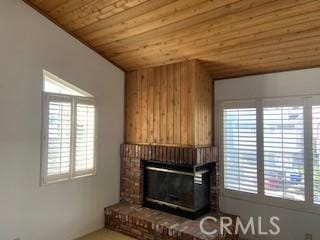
[143,161,212,219]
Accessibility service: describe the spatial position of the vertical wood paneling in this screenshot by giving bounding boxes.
[167,64,174,143]
[180,61,188,145]
[208,72,213,142]
[160,65,167,143]
[207,66,213,143]
[206,71,212,143]
[187,60,195,146]
[135,70,141,142]
[204,70,209,142]
[126,71,137,143]
[194,62,200,145]
[125,60,213,147]
[141,69,148,142]
[147,68,154,143]
[199,67,204,144]
[153,67,160,143]
[194,60,213,146]
[125,71,133,142]
[173,63,181,144]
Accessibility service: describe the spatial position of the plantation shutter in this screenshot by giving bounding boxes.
[223,102,258,194]
[43,94,72,183]
[263,99,305,201]
[73,98,96,176]
[312,104,320,204]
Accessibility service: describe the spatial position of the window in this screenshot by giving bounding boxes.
[263,101,305,201]
[313,105,320,204]
[42,71,96,185]
[221,96,320,210]
[223,103,257,194]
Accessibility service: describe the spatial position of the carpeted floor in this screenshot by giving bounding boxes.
[78,229,135,240]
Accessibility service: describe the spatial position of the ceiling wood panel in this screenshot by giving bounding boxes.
[56,0,147,31]
[81,0,239,46]
[110,0,319,59]
[25,0,320,79]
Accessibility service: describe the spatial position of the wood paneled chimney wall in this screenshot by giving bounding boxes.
[125,60,212,147]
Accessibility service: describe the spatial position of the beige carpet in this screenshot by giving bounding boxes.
[78,229,135,240]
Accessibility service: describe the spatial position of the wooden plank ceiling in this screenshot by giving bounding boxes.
[25,0,320,79]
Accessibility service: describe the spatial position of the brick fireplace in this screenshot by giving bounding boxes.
[119,143,219,213]
[104,143,240,240]
[105,144,238,240]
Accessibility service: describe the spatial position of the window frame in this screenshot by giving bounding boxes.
[41,92,97,185]
[262,98,306,202]
[43,70,93,97]
[219,96,320,214]
[220,100,259,199]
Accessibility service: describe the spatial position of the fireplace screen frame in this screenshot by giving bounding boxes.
[143,160,212,219]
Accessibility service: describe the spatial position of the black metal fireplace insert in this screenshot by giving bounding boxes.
[143,160,212,219]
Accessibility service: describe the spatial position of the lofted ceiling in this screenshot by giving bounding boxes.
[25,0,320,79]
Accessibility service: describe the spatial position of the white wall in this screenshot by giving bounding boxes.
[0,1,124,240]
[215,68,320,240]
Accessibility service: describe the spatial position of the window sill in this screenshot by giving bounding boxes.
[221,189,320,216]
[41,172,97,186]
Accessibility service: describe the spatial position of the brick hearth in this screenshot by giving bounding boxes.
[105,203,238,240]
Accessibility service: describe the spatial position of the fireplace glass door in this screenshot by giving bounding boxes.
[146,168,194,209]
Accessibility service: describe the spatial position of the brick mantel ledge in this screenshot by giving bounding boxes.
[120,143,218,166]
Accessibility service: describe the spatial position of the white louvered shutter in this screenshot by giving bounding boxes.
[313,105,320,204]
[44,94,72,183]
[74,98,96,176]
[223,103,257,194]
[263,100,305,201]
